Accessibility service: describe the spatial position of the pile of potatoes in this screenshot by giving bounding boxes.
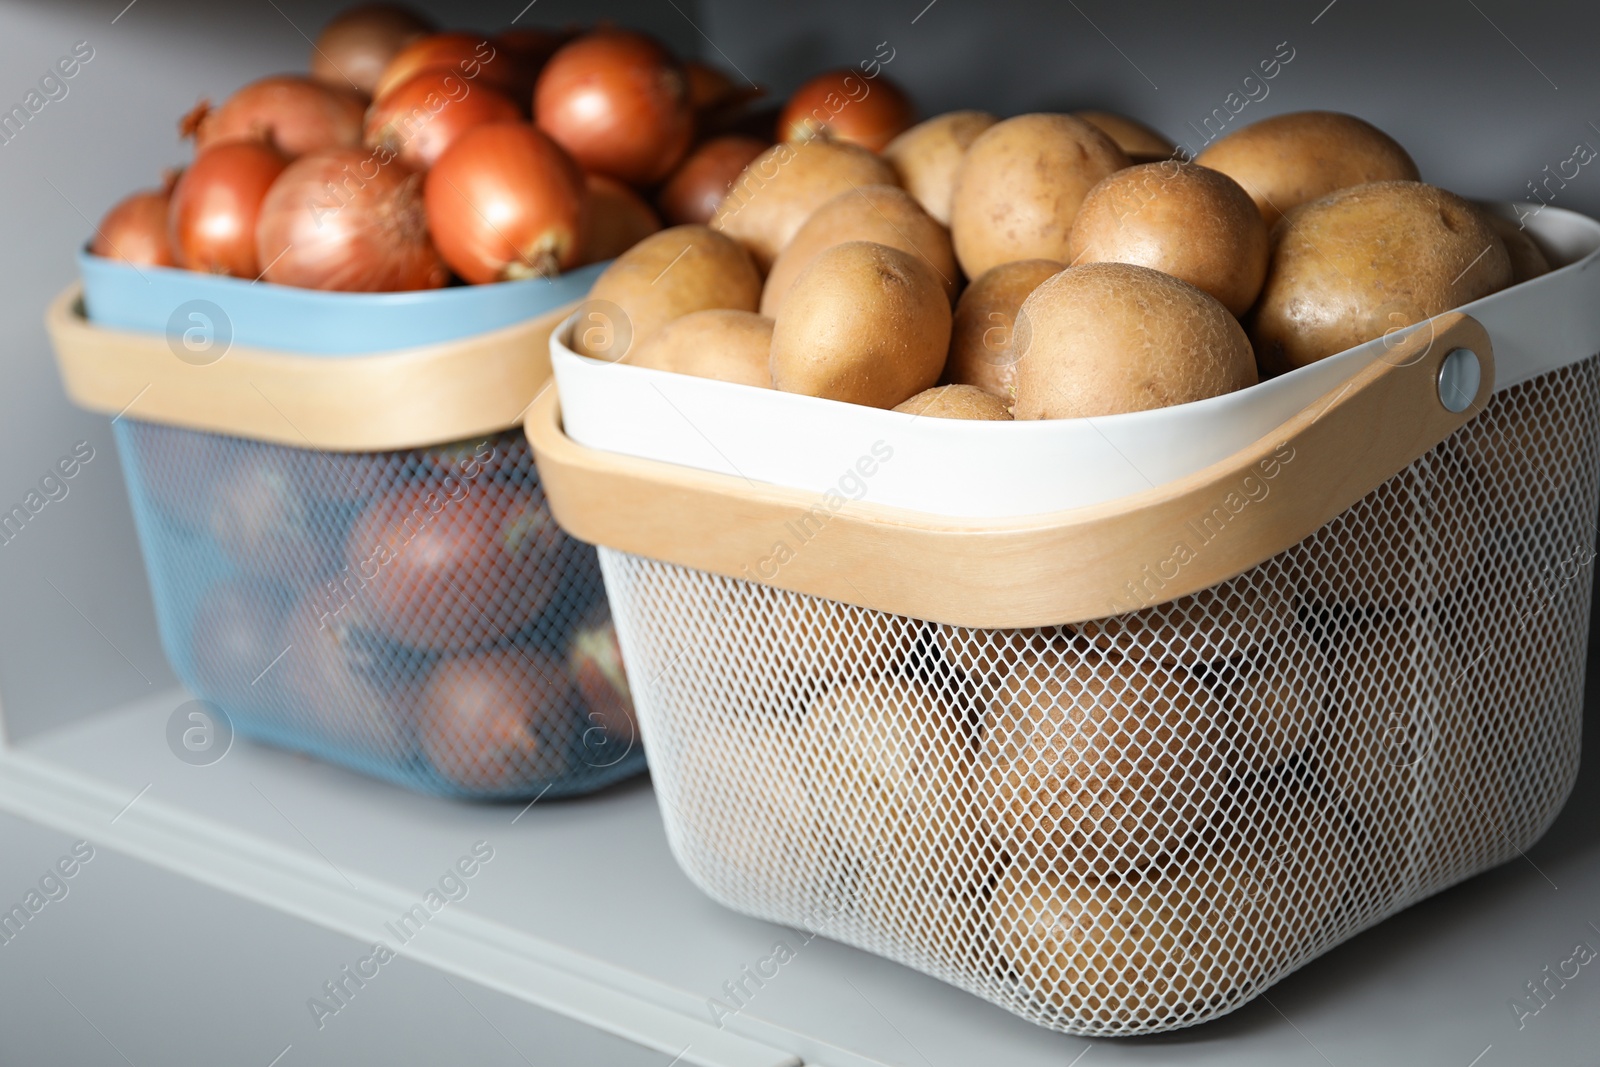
[661,564,1520,1027]
[576,107,1545,420]
[578,104,1548,1026]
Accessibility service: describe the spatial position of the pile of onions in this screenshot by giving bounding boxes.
[534,29,694,186]
[425,122,587,283]
[181,75,365,158]
[168,141,287,276]
[657,135,767,225]
[93,11,790,291]
[779,68,915,152]
[256,147,447,291]
[364,68,521,170]
[310,4,435,95]
[92,174,178,267]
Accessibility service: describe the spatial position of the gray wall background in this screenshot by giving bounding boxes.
[3,0,1600,739]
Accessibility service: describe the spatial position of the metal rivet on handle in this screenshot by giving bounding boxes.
[1438,348,1481,413]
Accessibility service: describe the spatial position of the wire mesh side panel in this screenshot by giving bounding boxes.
[114,421,644,798]
[598,354,1600,1036]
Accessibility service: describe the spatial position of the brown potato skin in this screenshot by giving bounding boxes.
[943,259,1063,402]
[1073,109,1175,160]
[1067,162,1269,316]
[1196,110,1419,229]
[796,676,968,861]
[893,384,1012,420]
[949,114,1129,279]
[770,241,952,408]
[1252,181,1512,375]
[711,139,898,271]
[989,788,1348,1023]
[883,110,1000,225]
[575,225,761,361]
[981,643,1226,876]
[1014,262,1257,419]
[627,309,774,388]
[1484,210,1551,283]
[761,184,958,317]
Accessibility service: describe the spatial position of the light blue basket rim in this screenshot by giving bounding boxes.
[77,247,608,356]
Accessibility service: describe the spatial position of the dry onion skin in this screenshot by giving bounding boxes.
[778,68,916,152]
[256,147,446,291]
[183,75,365,158]
[168,141,288,277]
[533,29,695,187]
[423,121,588,283]
[310,5,435,95]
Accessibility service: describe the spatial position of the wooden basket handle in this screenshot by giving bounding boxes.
[527,312,1495,629]
[45,284,575,452]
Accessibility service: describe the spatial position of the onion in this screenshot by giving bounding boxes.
[373,32,529,105]
[657,135,767,226]
[169,141,287,276]
[256,147,447,292]
[578,173,661,264]
[779,69,915,152]
[364,68,520,170]
[311,4,435,95]
[424,122,586,283]
[181,75,366,158]
[92,177,178,266]
[533,29,694,187]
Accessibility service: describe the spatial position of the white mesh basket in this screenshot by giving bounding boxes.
[527,207,1600,1036]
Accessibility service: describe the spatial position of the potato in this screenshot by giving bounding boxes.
[761,184,958,317]
[711,139,899,271]
[1196,110,1420,228]
[575,225,761,361]
[893,384,1012,420]
[1067,161,1269,316]
[627,309,774,388]
[1483,210,1551,283]
[943,259,1063,402]
[577,173,661,265]
[1073,109,1175,162]
[989,785,1348,1024]
[883,110,1000,225]
[949,114,1129,278]
[770,241,952,408]
[799,675,988,963]
[1013,262,1256,419]
[1252,182,1511,375]
[981,644,1227,876]
[797,676,970,862]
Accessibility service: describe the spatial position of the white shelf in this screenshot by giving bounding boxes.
[2,680,1598,1067]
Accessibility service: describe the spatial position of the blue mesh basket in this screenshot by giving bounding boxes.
[77,253,645,799]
